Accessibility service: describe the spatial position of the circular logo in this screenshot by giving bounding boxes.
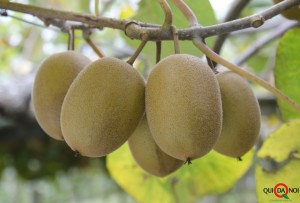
[274,183,289,198]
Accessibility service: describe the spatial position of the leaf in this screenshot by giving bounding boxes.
[257,119,300,162]
[282,194,289,199]
[274,28,300,121]
[107,144,253,203]
[256,120,300,203]
[125,0,217,67]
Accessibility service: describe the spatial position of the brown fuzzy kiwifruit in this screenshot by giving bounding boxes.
[61,57,145,157]
[273,0,300,21]
[128,116,183,177]
[214,71,261,158]
[32,51,91,140]
[146,54,222,162]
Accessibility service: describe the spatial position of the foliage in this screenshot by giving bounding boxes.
[275,28,300,121]
[107,144,253,203]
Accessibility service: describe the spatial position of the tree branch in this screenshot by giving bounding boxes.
[0,0,300,41]
[213,0,251,54]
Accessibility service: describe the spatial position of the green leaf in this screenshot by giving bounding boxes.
[125,0,217,67]
[107,144,253,203]
[282,194,289,199]
[256,120,300,203]
[274,28,300,121]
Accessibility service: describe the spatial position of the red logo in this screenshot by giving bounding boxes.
[274,183,289,199]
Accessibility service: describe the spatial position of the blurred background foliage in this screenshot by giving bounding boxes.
[0,0,299,202]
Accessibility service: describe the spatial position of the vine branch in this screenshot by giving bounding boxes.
[0,0,300,41]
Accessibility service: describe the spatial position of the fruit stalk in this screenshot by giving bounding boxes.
[67,28,74,50]
[171,0,198,27]
[159,0,173,31]
[127,34,149,65]
[156,41,162,63]
[82,30,104,58]
[171,26,180,54]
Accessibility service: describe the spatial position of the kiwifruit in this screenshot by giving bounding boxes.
[128,116,183,177]
[213,71,261,158]
[32,51,91,141]
[61,57,145,157]
[146,54,222,162]
[273,0,300,21]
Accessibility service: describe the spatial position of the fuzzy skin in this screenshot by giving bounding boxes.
[214,71,261,158]
[273,0,300,21]
[146,54,222,161]
[61,57,145,157]
[32,51,91,140]
[128,116,183,177]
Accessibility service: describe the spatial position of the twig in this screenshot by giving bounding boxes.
[235,21,299,65]
[67,28,75,50]
[213,0,251,54]
[171,26,180,54]
[171,0,198,26]
[156,41,161,63]
[127,34,149,65]
[203,38,216,71]
[192,37,300,114]
[159,0,173,31]
[82,28,104,58]
[0,1,299,41]
[83,35,105,58]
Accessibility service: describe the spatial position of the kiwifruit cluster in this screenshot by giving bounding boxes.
[273,0,300,21]
[32,51,261,178]
[32,52,145,158]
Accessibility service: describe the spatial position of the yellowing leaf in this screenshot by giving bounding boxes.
[256,161,300,203]
[257,119,300,162]
[256,120,300,203]
[107,144,253,203]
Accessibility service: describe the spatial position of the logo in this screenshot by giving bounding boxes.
[274,183,290,199]
[263,183,299,201]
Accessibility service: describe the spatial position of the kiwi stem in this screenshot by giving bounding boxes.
[172,26,180,54]
[156,41,162,63]
[127,34,149,65]
[67,28,75,50]
[171,0,198,27]
[192,37,300,114]
[159,0,173,31]
[84,36,105,58]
